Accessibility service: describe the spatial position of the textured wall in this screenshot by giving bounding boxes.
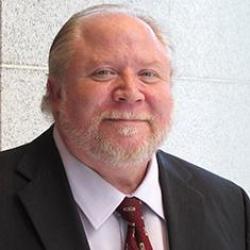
[163,0,250,195]
[0,0,249,194]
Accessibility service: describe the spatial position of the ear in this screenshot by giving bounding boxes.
[47,77,63,110]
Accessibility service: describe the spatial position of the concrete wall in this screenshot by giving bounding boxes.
[1,0,249,195]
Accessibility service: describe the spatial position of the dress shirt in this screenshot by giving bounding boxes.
[53,128,169,250]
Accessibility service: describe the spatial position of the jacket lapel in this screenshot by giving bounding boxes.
[157,151,205,250]
[16,128,90,250]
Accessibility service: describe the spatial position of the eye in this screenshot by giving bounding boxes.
[138,69,160,83]
[91,68,117,81]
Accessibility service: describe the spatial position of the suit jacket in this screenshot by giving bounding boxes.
[0,127,249,250]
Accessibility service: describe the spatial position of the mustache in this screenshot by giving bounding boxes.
[100,111,154,121]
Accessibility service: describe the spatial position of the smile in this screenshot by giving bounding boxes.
[105,118,146,122]
[104,118,148,125]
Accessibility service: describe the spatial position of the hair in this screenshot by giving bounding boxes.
[41,3,173,114]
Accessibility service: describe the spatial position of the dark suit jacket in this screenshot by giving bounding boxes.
[0,128,249,250]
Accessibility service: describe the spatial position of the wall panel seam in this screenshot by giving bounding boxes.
[1,63,47,71]
[174,77,250,85]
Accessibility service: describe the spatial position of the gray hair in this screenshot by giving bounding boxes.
[41,3,173,114]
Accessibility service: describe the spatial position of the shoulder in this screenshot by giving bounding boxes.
[0,127,54,192]
[157,150,250,246]
[0,143,31,196]
[156,150,249,201]
[0,144,30,177]
[0,127,54,166]
[0,143,29,164]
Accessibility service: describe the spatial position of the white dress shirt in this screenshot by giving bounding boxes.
[53,128,169,250]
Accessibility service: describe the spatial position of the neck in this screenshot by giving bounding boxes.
[95,161,150,194]
[78,153,151,194]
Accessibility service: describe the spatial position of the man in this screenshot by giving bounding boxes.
[0,4,249,250]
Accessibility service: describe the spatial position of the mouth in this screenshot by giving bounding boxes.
[103,118,148,127]
[100,111,152,126]
[104,118,146,122]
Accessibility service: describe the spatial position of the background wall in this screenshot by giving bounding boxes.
[0,0,249,195]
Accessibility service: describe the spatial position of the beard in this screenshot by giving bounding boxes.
[57,106,171,168]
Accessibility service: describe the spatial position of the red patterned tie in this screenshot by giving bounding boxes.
[117,197,153,250]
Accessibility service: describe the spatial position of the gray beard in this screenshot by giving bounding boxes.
[58,110,169,168]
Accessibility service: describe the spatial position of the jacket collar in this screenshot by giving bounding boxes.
[16,128,90,250]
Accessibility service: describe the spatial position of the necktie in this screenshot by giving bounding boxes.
[117,197,153,250]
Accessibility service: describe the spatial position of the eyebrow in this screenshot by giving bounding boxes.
[139,61,165,67]
[85,56,169,72]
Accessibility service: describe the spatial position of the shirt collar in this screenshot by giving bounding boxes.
[53,127,165,230]
[132,154,165,220]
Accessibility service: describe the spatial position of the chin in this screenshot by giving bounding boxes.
[87,131,163,168]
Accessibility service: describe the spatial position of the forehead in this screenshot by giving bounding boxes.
[57,15,172,78]
[80,14,156,41]
[74,13,166,57]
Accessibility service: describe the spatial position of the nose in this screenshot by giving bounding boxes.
[112,75,145,103]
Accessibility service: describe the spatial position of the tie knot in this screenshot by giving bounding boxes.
[117,197,144,225]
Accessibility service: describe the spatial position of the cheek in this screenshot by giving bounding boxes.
[64,91,112,125]
[64,85,99,110]
[148,87,173,119]
[73,84,111,106]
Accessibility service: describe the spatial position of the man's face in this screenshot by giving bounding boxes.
[51,14,173,167]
